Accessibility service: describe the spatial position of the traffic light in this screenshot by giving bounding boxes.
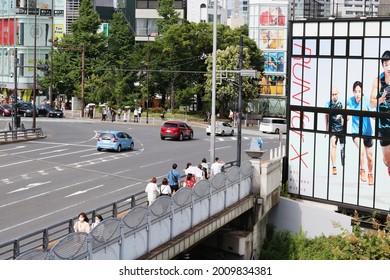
[37,63,50,76]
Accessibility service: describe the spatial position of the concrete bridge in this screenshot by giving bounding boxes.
[11,157,282,260]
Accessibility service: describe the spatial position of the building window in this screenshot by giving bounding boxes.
[136,18,158,36]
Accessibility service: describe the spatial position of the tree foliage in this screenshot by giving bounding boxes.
[260,225,390,260]
[39,0,263,113]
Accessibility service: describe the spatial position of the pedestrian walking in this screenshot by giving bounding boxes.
[73,212,91,233]
[160,178,172,197]
[145,177,160,206]
[133,108,138,122]
[168,163,181,193]
[210,157,225,177]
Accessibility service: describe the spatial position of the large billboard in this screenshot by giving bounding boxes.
[288,19,390,212]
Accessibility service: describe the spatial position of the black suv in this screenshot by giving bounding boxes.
[17,102,37,117]
[37,104,64,118]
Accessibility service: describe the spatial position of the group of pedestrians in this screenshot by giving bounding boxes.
[145,157,226,206]
[73,212,104,233]
[99,106,142,123]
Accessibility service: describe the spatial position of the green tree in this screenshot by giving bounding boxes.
[156,0,181,34]
[204,44,260,117]
[45,0,106,107]
[93,11,137,107]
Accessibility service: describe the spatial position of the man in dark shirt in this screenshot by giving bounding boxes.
[325,86,345,175]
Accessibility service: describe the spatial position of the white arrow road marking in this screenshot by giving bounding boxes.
[65,184,104,198]
[39,149,69,155]
[7,181,52,194]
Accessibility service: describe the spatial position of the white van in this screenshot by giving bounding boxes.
[259,117,287,134]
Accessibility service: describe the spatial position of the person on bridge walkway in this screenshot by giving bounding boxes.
[168,163,181,194]
[210,157,225,177]
[160,178,172,197]
[73,212,91,233]
[145,177,160,206]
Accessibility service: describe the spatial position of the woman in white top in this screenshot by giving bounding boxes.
[160,178,172,196]
[145,177,160,205]
[73,212,91,233]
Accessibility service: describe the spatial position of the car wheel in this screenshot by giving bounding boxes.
[189,132,193,140]
[97,148,102,151]
[117,145,122,152]
[161,136,165,140]
[130,142,134,150]
[206,133,210,136]
[275,128,280,134]
[221,130,225,136]
[179,133,183,141]
[230,130,234,136]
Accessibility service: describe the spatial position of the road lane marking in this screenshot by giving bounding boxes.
[7,181,52,194]
[65,184,104,198]
[140,159,172,168]
[0,159,33,168]
[80,152,101,158]
[0,202,86,234]
[37,148,97,160]
[39,149,69,155]
[0,177,105,209]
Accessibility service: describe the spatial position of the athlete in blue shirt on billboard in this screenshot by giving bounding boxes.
[347,81,374,185]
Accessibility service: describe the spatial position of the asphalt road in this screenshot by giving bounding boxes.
[0,116,285,244]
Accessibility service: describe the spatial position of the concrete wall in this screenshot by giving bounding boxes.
[268,197,352,238]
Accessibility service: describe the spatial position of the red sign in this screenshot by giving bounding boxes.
[0,19,17,45]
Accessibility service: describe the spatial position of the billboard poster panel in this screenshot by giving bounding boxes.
[288,19,390,212]
[0,19,16,45]
[259,5,287,27]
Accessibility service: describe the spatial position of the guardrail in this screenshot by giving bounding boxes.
[0,126,45,142]
[0,160,239,260]
[14,161,253,260]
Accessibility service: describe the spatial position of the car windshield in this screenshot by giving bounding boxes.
[164,123,178,128]
[99,133,115,140]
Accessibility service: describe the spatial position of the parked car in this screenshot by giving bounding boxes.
[206,121,234,136]
[160,121,193,141]
[0,104,12,116]
[17,102,37,117]
[96,130,134,152]
[37,104,64,118]
[259,117,287,134]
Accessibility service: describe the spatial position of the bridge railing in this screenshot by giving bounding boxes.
[0,160,240,260]
[0,125,45,142]
[10,161,253,260]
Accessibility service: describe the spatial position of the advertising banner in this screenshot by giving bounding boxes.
[288,19,390,211]
[0,18,16,45]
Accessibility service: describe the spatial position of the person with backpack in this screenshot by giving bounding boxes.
[168,163,181,194]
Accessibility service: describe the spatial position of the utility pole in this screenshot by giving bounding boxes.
[81,44,85,117]
[210,0,218,165]
[12,48,18,138]
[32,6,37,128]
[146,34,150,124]
[237,36,243,167]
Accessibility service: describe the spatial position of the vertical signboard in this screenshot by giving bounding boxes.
[288,19,390,212]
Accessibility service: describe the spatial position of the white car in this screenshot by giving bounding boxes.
[206,121,234,136]
[259,117,287,134]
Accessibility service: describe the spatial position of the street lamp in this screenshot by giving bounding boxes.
[146,34,151,124]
